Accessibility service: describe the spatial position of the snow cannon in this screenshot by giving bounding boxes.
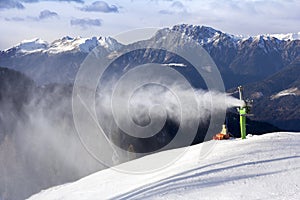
[237,86,253,139]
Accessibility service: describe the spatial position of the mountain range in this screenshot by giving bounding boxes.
[0,24,299,130]
[0,24,299,87]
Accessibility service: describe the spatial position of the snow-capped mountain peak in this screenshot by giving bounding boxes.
[48,36,96,53]
[170,24,299,50]
[14,38,49,53]
[48,36,120,54]
[171,24,224,45]
[98,36,123,51]
[7,36,123,54]
[269,32,300,41]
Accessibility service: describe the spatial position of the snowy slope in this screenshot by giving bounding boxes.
[271,87,300,100]
[27,132,300,200]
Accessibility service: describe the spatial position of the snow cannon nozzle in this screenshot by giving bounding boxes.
[237,86,253,109]
[245,98,253,108]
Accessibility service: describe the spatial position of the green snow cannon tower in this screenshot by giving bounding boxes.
[237,86,253,139]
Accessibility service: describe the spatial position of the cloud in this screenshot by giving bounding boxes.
[192,0,300,35]
[39,9,58,19]
[0,0,83,10]
[5,9,59,21]
[80,1,118,13]
[4,17,25,21]
[171,1,184,8]
[70,18,102,28]
[159,10,173,15]
[153,0,174,1]
[0,0,25,10]
[21,0,84,3]
[159,0,187,15]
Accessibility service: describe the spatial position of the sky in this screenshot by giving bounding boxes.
[0,0,299,49]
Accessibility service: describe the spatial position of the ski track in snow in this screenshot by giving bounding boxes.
[113,156,299,200]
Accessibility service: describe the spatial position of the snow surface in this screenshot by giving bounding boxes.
[162,63,187,67]
[27,132,300,200]
[271,87,300,100]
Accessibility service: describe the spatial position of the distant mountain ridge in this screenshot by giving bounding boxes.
[172,24,299,77]
[0,24,299,130]
[1,24,299,86]
[4,26,299,55]
[4,36,122,54]
[2,25,299,57]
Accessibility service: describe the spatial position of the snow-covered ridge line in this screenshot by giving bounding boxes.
[268,32,300,41]
[235,32,300,42]
[7,36,123,54]
[4,25,300,54]
[172,24,299,44]
[15,38,49,53]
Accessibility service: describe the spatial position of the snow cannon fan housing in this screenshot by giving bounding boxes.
[241,98,253,115]
[237,86,253,117]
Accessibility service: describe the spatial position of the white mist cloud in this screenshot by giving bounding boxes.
[0,86,103,200]
[96,83,242,140]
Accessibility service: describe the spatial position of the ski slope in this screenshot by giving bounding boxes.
[27,132,300,200]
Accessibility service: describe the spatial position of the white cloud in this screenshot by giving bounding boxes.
[159,0,187,15]
[0,0,84,10]
[4,9,59,21]
[39,9,58,19]
[0,0,25,10]
[80,1,119,13]
[171,1,184,8]
[22,0,84,3]
[70,18,102,28]
[4,17,25,21]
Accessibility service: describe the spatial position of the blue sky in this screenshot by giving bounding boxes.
[0,0,299,49]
